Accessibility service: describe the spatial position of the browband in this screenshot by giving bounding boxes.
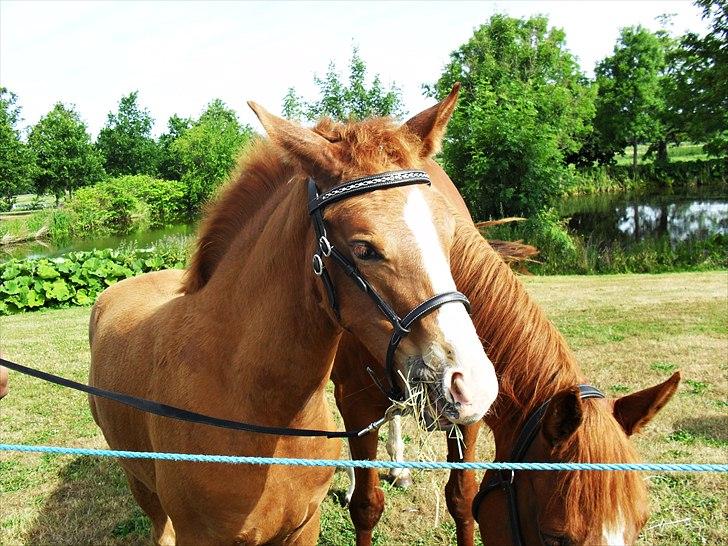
[308,169,431,213]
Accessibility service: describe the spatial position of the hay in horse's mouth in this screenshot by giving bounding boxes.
[402,357,460,431]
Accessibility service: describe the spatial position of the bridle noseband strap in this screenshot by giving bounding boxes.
[307,171,471,402]
[471,385,606,546]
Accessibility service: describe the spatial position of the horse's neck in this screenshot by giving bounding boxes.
[195,180,340,417]
[455,229,584,453]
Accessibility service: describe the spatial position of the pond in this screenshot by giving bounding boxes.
[3,185,727,261]
[558,186,727,246]
[1,223,196,261]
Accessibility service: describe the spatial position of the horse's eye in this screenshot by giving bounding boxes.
[540,532,572,546]
[351,241,381,261]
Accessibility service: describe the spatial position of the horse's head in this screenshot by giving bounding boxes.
[0,365,8,399]
[475,372,680,545]
[248,86,497,427]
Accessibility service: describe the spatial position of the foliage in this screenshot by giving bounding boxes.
[156,114,192,181]
[569,159,727,194]
[172,99,253,213]
[668,0,727,157]
[27,103,105,202]
[96,91,159,176]
[50,175,187,241]
[592,26,670,171]
[0,87,36,210]
[0,246,186,315]
[483,218,727,275]
[284,47,405,122]
[427,14,596,220]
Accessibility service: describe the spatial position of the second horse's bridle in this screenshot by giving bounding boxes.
[307,169,470,402]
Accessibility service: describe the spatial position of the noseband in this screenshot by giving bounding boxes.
[471,385,605,546]
[307,169,470,402]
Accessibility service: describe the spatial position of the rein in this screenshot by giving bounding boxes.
[0,357,383,439]
[471,385,605,546]
[308,170,470,401]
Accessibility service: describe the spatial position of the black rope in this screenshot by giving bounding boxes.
[0,357,369,439]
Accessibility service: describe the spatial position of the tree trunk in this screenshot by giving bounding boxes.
[632,142,638,181]
[656,140,668,167]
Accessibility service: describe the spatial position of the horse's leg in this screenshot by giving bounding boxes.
[124,472,176,546]
[348,432,385,546]
[385,416,412,488]
[333,384,386,546]
[445,422,481,546]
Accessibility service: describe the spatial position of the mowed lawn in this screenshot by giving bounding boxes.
[1,271,726,545]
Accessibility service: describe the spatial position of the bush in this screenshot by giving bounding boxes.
[0,242,189,315]
[51,175,187,242]
[571,159,727,194]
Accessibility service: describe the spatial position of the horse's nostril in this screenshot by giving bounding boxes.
[449,371,471,405]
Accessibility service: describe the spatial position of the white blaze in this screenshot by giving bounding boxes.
[602,521,627,545]
[402,187,498,420]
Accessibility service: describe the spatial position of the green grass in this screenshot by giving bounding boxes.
[613,143,709,166]
[1,272,726,545]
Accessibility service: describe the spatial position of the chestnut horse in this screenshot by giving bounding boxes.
[88,88,498,545]
[334,182,680,545]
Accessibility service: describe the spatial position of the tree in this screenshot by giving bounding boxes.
[0,87,35,208]
[427,14,596,220]
[668,0,727,157]
[284,47,405,122]
[96,91,158,176]
[593,26,669,174]
[281,88,305,122]
[157,114,192,181]
[172,99,253,212]
[28,103,105,203]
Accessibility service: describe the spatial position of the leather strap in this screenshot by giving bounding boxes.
[0,357,367,439]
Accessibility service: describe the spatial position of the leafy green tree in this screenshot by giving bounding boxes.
[285,48,405,122]
[281,87,305,122]
[172,99,253,212]
[157,114,192,180]
[669,0,727,157]
[28,103,105,203]
[593,26,668,173]
[0,87,35,209]
[96,91,158,176]
[428,14,596,219]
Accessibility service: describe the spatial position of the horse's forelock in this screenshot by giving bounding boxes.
[551,404,647,539]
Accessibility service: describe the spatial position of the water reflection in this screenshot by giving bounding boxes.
[561,189,728,246]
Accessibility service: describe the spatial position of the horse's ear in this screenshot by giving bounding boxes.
[403,83,460,158]
[247,101,342,180]
[612,372,681,436]
[542,387,584,449]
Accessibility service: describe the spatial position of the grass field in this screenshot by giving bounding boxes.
[1,272,726,545]
[613,143,709,166]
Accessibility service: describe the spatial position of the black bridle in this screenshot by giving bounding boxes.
[307,169,470,402]
[471,385,605,546]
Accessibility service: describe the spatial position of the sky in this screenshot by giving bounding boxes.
[0,1,710,138]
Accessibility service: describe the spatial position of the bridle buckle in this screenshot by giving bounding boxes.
[318,236,332,257]
[312,254,324,276]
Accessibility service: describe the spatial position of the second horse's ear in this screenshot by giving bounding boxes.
[612,372,681,436]
[248,101,342,182]
[403,83,460,158]
[541,386,584,449]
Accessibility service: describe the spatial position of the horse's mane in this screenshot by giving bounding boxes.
[182,116,422,294]
[452,223,645,536]
[182,138,293,293]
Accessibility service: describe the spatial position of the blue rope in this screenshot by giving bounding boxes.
[1,444,726,473]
